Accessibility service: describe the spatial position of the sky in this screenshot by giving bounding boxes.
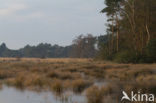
[0,0,107,49]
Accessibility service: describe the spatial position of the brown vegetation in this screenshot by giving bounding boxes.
[0,58,155,103]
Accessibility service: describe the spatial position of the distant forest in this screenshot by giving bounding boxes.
[0,34,98,58]
[1,0,156,63]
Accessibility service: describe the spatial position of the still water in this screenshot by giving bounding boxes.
[0,86,86,103]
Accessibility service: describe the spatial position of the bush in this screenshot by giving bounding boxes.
[72,79,92,93]
[146,39,156,63]
[114,50,140,63]
[86,86,104,103]
[98,38,156,63]
[51,79,63,94]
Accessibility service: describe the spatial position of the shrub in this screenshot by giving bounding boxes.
[14,75,25,88]
[86,86,104,103]
[25,74,46,87]
[114,39,156,63]
[72,79,92,93]
[51,79,63,94]
[47,71,59,78]
[146,39,156,63]
[114,50,139,63]
[0,71,9,79]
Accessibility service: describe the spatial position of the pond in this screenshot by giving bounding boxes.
[0,85,86,103]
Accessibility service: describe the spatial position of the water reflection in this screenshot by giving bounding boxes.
[0,85,86,103]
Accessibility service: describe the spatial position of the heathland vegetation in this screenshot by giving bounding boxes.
[0,58,156,103]
[0,0,156,103]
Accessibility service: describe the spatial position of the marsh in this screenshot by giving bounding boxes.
[0,58,156,103]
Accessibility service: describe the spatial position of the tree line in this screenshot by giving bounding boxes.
[98,0,156,63]
[0,34,97,58]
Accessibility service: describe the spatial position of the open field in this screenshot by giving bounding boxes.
[0,58,156,103]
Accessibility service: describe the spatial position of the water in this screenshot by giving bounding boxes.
[0,86,86,103]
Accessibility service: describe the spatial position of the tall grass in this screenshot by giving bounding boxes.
[0,58,155,103]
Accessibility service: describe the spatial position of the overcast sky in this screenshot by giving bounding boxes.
[0,0,106,49]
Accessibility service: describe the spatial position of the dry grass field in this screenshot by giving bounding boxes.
[0,58,156,103]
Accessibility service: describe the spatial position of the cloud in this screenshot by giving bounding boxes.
[0,3,28,16]
[13,12,46,22]
[0,3,46,21]
[25,12,45,19]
